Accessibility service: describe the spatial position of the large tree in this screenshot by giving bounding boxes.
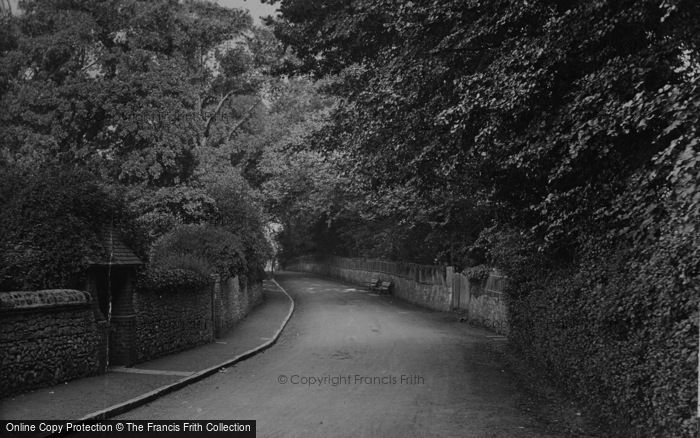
[0,0,262,186]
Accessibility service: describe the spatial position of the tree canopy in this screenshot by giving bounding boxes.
[0,0,280,285]
[1,0,264,184]
[263,0,699,267]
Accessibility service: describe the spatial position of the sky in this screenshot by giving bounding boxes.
[7,0,280,25]
[217,0,279,25]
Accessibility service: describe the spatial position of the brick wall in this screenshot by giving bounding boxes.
[0,290,108,397]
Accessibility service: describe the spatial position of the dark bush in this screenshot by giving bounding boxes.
[0,166,132,291]
[150,224,247,279]
[204,173,272,282]
[462,264,492,282]
[488,222,698,437]
[135,266,210,294]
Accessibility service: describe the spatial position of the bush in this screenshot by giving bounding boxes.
[486,224,698,437]
[0,166,131,291]
[150,224,247,279]
[136,267,210,294]
[151,253,216,279]
[134,173,273,283]
[204,173,272,282]
[462,264,491,282]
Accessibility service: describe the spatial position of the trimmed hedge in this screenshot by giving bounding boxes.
[499,227,698,437]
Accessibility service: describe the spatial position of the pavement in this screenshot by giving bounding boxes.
[116,272,572,438]
[0,279,294,421]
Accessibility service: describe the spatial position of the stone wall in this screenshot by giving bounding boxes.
[453,272,509,335]
[288,256,509,334]
[212,276,263,337]
[132,275,264,363]
[0,290,108,397]
[133,282,214,363]
[0,275,264,395]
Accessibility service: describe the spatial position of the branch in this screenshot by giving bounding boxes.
[204,90,236,138]
[80,58,101,73]
[226,98,263,142]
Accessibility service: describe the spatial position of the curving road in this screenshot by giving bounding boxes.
[118,272,567,438]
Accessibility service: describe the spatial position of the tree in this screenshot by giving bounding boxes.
[0,0,279,279]
[266,0,700,263]
[0,166,131,291]
[0,0,263,186]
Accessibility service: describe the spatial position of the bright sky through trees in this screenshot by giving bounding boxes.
[7,0,278,24]
[218,0,278,24]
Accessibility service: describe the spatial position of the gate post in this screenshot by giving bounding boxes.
[446,266,454,310]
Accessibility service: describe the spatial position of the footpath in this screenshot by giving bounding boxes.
[0,280,294,421]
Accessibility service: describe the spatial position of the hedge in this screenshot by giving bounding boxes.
[135,267,210,294]
[0,167,132,291]
[501,228,698,437]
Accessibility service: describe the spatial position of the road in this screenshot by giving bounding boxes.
[118,272,567,438]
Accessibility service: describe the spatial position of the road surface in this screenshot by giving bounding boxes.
[118,272,569,437]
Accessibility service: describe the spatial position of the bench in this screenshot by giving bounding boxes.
[373,280,393,294]
[363,278,380,290]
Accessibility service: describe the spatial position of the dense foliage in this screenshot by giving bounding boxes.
[1,1,697,432]
[150,223,269,281]
[267,0,699,435]
[0,0,260,182]
[127,185,219,243]
[0,167,134,290]
[0,0,278,284]
[267,0,699,265]
[136,266,210,295]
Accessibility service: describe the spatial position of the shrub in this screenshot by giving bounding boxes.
[204,173,272,282]
[150,224,246,279]
[139,175,272,283]
[485,223,698,437]
[136,267,210,294]
[462,264,491,282]
[0,166,131,291]
[152,253,216,279]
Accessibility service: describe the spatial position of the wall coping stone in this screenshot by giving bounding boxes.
[0,289,91,310]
